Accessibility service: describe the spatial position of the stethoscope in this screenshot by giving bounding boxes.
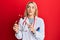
[22,16,40,40]
[16,14,40,40]
[22,16,40,31]
[23,16,35,27]
[22,16,36,32]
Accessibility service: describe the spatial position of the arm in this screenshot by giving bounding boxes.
[15,18,23,39]
[33,18,45,40]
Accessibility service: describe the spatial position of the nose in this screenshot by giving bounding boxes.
[29,7,32,11]
[29,9,31,11]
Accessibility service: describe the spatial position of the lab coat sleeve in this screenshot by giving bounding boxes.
[15,18,23,39]
[34,18,45,40]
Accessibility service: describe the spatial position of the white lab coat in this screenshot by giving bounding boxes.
[15,16,45,40]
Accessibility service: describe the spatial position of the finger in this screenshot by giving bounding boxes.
[26,22,31,28]
[13,27,16,30]
[15,26,19,29]
[13,27,19,31]
[13,25,18,29]
[14,23,18,26]
[14,24,19,28]
[15,21,18,23]
[32,23,34,26]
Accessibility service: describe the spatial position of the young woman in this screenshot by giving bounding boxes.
[13,2,45,40]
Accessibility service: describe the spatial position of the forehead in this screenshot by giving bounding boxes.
[28,3,35,7]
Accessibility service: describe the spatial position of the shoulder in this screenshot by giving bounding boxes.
[19,17,27,23]
[19,17,26,21]
[36,16,44,22]
[36,16,45,27]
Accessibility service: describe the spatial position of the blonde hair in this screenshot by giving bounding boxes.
[24,2,38,17]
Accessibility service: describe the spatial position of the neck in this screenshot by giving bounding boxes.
[28,15,34,19]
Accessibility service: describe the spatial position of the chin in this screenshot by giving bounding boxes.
[28,13,33,15]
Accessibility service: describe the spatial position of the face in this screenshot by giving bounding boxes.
[27,3,36,16]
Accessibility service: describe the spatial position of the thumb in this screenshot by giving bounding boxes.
[15,20,18,24]
[14,21,18,25]
[31,23,34,26]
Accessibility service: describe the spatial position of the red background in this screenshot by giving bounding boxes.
[0,0,60,40]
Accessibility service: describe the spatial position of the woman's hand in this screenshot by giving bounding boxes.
[13,21,19,33]
[29,24,35,33]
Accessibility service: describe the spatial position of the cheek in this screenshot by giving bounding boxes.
[27,8,30,12]
[32,9,35,13]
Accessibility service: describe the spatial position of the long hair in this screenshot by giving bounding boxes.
[24,2,38,17]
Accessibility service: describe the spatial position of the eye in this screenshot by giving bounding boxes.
[32,6,35,9]
[27,6,30,8]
